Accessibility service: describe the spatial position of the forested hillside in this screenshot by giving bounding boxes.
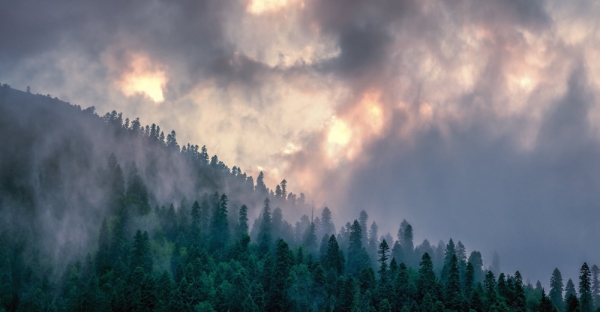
[0,84,598,312]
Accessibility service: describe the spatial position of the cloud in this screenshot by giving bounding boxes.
[1,0,600,284]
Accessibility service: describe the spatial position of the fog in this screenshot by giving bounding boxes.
[2,0,600,286]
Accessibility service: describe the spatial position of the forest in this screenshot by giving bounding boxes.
[0,83,599,312]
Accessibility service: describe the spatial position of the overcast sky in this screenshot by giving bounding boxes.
[2,0,600,285]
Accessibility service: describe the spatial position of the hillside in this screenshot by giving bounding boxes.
[0,84,597,312]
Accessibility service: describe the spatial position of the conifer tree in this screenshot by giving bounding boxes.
[347,220,366,276]
[580,263,593,312]
[417,253,440,302]
[258,198,272,255]
[566,294,581,312]
[591,264,600,310]
[550,268,564,312]
[444,254,464,312]
[566,278,578,300]
[237,204,249,238]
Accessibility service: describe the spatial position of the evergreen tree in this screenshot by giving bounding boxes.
[347,220,366,276]
[190,200,201,244]
[468,251,485,283]
[130,230,153,274]
[237,204,249,238]
[417,253,440,302]
[210,194,229,252]
[580,263,593,312]
[463,261,475,299]
[441,239,456,285]
[398,220,414,265]
[484,271,497,307]
[258,198,273,256]
[267,239,294,312]
[591,265,600,310]
[444,254,464,311]
[540,289,558,312]
[513,271,527,312]
[550,268,564,312]
[566,278,578,300]
[320,207,335,237]
[323,235,344,275]
[566,294,581,312]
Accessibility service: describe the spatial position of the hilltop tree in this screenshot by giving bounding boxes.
[237,204,249,238]
[580,263,593,312]
[591,264,600,309]
[347,220,367,276]
[258,198,272,255]
[566,279,578,300]
[549,268,564,312]
[210,194,229,251]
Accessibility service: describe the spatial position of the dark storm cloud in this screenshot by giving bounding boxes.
[0,0,271,96]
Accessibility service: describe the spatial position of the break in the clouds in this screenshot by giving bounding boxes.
[2,0,600,283]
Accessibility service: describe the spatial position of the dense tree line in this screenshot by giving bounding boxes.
[1,85,599,312]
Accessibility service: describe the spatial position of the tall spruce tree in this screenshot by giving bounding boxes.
[444,254,464,312]
[549,268,564,312]
[591,265,600,310]
[580,263,593,312]
[258,198,272,255]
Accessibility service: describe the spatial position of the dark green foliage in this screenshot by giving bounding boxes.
[581,263,594,312]
[550,268,564,311]
[592,265,600,310]
[347,220,367,276]
[417,253,440,303]
[566,294,581,312]
[539,289,558,312]
[237,204,249,238]
[0,87,596,312]
[258,198,272,256]
[444,254,465,311]
[209,193,229,254]
[566,278,578,300]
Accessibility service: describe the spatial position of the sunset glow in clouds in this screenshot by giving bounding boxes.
[2,0,600,283]
[118,53,167,103]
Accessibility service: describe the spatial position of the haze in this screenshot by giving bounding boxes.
[1,0,599,285]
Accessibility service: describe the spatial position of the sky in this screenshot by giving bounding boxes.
[2,0,600,285]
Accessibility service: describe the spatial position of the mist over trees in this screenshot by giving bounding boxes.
[0,84,599,311]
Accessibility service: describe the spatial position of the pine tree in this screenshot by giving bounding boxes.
[566,278,578,300]
[444,254,464,312]
[267,239,294,312]
[514,271,527,312]
[130,230,153,274]
[463,261,475,299]
[320,207,335,237]
[210,194,229,252]
[258,198,272,256]
[580,263,593,312]
[237,204,249,238]
[539,289,558,312]
[323,235,344,275]
[347,220,366,276]
[468,251,485,283]
[441,239,456,285]
[591,265,600,310]
[417,253,440,302]
[484,271,497,307]
[378,239,392,302]
[566,294,581,312]
[398,220,414,265]
[550,268,564,312]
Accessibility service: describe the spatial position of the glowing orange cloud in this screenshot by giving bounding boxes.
[119,53,167,103]
[324,90,387,167]
[247,0,291,14]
